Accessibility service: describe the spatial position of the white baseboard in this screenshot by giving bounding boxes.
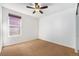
[39,37,77,52]
[75,50,78,53]
[3,38,36,47]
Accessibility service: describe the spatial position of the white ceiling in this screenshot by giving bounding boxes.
[1,3,77,18]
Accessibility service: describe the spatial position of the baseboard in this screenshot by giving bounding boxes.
[3,38,78,54]
[38,38,76,52]
[75,50,78,53]
[3,39,36,47]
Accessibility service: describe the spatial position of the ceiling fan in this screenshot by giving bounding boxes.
[26,3,48,14]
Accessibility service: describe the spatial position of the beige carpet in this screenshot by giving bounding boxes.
[1,39,76,56]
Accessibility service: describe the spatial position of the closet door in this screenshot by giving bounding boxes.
[0,5,2,53]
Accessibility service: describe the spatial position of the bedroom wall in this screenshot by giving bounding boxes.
[3,7,38,46]
[39,7,77,50]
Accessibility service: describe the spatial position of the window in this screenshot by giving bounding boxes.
[8,14,21,36]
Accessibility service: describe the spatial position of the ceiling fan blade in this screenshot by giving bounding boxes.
[40,6,48,9]
[76,3,79,15]
[26,6,34,9]
[39,10,43,14]
[33,11,36,14]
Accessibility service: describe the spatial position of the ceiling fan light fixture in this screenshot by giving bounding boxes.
[34,9,40,12]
